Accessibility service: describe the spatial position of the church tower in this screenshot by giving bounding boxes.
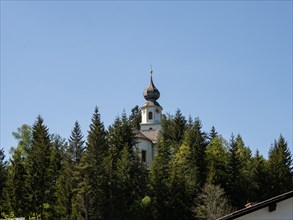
[140,67,163,131]
[135,67,162,167]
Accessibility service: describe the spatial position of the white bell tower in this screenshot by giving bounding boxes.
[140,67,162,131]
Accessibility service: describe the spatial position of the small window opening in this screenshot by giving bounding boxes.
[142,150,147,163]
[148,112,153,120]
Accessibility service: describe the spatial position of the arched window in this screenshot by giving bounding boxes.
[148,111,153,120]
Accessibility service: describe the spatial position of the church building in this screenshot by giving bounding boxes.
[135,68,162,167]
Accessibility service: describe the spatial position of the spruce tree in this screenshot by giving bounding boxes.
[205,136,229,188]
[76,107,108,219]
[171,109,187,151]
[226,134,243,209]
[107,111,147,219]
[129,105,141,130]
[108,111,135,155]
[0,148,8,218]
[267,135,293,197]
[69,121,85,163]
[2,125,32,218]
[148,138,172,219]
[226,134,252,209]
[49,135,68,219]
[9,148,31,218]
[168,144,198,219]
[26,116,53,219]
[66,121,85,219]
[183,118,208,187]
[114,145,148,219]
[249,150,269,202]
[208,126,218,141]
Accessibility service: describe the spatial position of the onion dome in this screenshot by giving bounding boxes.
[143,67,160,102]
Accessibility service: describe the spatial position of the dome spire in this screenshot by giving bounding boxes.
[143,66,160,103]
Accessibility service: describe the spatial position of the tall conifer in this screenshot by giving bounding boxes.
[0,148,8,218]
[76,107,108,219]
[27,116,53,218]
[169,144,198,219]
[183,118,207,187]
[267,135,293,197]
[148,139,172,219]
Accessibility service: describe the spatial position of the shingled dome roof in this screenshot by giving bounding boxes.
[143,68,160,102]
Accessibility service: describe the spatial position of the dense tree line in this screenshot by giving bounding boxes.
[0,106,292,219]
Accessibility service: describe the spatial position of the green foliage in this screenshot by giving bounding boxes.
[183,118,208,187]
[26,116,55,219]
[113,145,148,219]
[0,148,8,218]
[141,196,151,207]
[129,105,141,130]
[206,136,229,187]
[169,144,198,219]
[148,139,172,219]
[108,111,135,156]
[10,124,32,158]
[75,107,108,219]
[1,109,293,219]
[69,121,85,163]
[267,135,293,197]
[249,150,270,202]
[208,126,218,141]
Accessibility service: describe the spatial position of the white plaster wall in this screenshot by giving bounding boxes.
[140,123,161,131]
[236,198,293,220]
[136,138,153,167]
[141,107,161,124]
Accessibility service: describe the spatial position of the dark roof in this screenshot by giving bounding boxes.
[134,130,160,144]
[143,69,160,102]
[142,101,162,108]
[217,191,293,220]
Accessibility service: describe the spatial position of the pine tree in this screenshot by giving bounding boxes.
[148,139,172,219]
[226,134,252,209]
[26,116,54,219]
[183,118,208,187]
[168,144,198,219]
[249,150,269,202]
[205,136,229,188]
[69,121,85,163]
[108,111,135,156]
[129,105,141,130]
[113,145,148,219]
[107,111,147,219]
[8,148,31,218]
[66,121,85,220]
[2,125,32,218]
[226,134,243,209]
[159,114,173,145]
[0,148,8,218]
[267,135,293,197]
[208,126,218,141]
[76,107,108,219]
[46,134,67,219]
[171,109,187,151]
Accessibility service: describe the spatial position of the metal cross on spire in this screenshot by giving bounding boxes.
[150,64,153,76]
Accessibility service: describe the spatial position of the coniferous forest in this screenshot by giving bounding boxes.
[0,106,292,219]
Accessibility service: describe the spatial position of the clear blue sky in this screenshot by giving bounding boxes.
[1,1,292,159]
